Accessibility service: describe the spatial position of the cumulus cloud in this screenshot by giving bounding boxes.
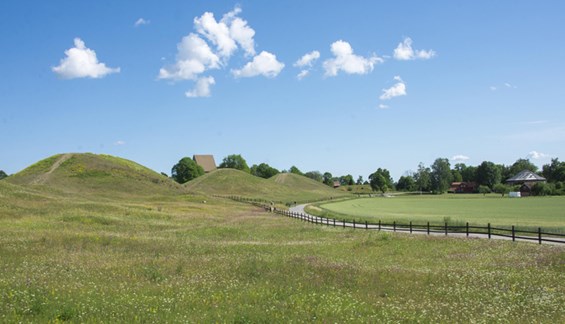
[134,18,149,27]
[393,37,436,60]
[186,76,215,98]
[52,38,120,79]
[158,33,220,81]
[295,50,320,68]
[527,151,548,159]
[323,40,382,77]
[378,104,389,109]
[452,155,470,162]
[379,76,407,100]
[232,51,285,78]
[297,70,309,80]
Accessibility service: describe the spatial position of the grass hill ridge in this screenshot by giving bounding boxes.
[6,153,184,198]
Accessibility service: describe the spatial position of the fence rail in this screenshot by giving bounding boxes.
[226,196,565,245]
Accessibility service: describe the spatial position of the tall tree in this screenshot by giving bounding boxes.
[476,161,501,189]
[396,175,416,191]
[340,174,354,186]
[171,157,204,184]
[369,168,393,193]
[542,158,565,183]
[509,158,538,175]
[219,154,250,173]
[304,171,323,182]
[250,163,280,179]
[414,163,431,192]
[356,175,364,185]
[322,172,333,186]
[0,170,7,180]
[289,166,303,175]
[431,158,453,194]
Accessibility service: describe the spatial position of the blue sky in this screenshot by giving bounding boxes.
[1,1,565,180]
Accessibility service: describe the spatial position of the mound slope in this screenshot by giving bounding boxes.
[185,169,349,202]
[7,153,184,197]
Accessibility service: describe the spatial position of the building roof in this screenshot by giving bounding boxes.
[193,155,216,173]
[506,170,546,183]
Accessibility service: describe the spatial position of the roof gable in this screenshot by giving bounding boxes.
[193,155,216,173]
[506,170,546,183]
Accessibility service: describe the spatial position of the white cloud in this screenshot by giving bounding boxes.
[232,51,285,78]
[134,18,150,27]
[490,86,497,91]
[452,155,470,162]
[379,76,407,100]
[186,76,215,98]
[52,38,120,79]
[323,40,382,77]
[297,70,309,80]
[378,104,389,109]
[114,140,126,146]
[527,151,548,160]
[294,50,320,68]
[158,33,220,81]
[225,11,256,57]
[393,37,436,61]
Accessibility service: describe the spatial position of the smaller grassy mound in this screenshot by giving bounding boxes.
[7,153,184,198]
[185,169,349,203]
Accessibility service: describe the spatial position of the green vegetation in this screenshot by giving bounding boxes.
[250,162,280,179]
[312,195,565,231]
[219,154,250,173]
[1,153,565,322]
[0,170,7,179]
[185,168,348,203]
[171,157,204,184]
[1,179,564,322]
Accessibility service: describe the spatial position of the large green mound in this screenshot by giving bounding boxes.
[6,153,184,198]
[185,168,348,203]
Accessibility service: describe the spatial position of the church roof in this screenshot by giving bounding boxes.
[193,155,216,173]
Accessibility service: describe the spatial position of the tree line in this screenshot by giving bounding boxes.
[166,154,565,196]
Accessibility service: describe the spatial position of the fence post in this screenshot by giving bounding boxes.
[538,227,542,244]
[365,220,368,229]
[466,222,469,237]
[353,219,356,229]
[378,220,381,231]
[343,219,346,228]
[488,223,491,239]
[445,222,448,236]
[410,221,412,234]
[393,221,396,232]
[427,222,430,235]
[512,225,515,242]
[333,218,336,227]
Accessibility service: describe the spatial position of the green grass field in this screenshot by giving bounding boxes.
[311,194,565,231]
[1,154,565,322]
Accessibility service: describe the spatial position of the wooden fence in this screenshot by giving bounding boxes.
[228,196,565,245]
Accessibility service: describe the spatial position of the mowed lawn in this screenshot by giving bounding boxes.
[316,194,565,229]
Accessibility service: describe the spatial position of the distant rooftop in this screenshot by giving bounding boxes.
[193,155,216,173]
[506,170,546,183]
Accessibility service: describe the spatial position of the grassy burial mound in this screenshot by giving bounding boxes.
[185,169,349,203]
[6,153,184,198]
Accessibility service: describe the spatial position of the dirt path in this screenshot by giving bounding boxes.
[31,153,73,185]
[289,204,565,246]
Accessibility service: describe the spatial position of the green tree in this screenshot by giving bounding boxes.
[304,171,323,182]
[219,154,250,173]
[510,158,538,175]
[250,163,280,179]
[414,163,431,193]
[478,185,492,196]
[476,161,501,189]
[396,175,416,191]
[0,170,7,180]
[339,174,354,186]
[542,158,565,183]
[493,183,511,197]
[322,172,333,186]
[171,157,204,184]
[369,168,393,193]
[289,166,303,175]
[531,182,552,196]
[431,158,453,194]
[356,175,364,185]
[451,169,463,182]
